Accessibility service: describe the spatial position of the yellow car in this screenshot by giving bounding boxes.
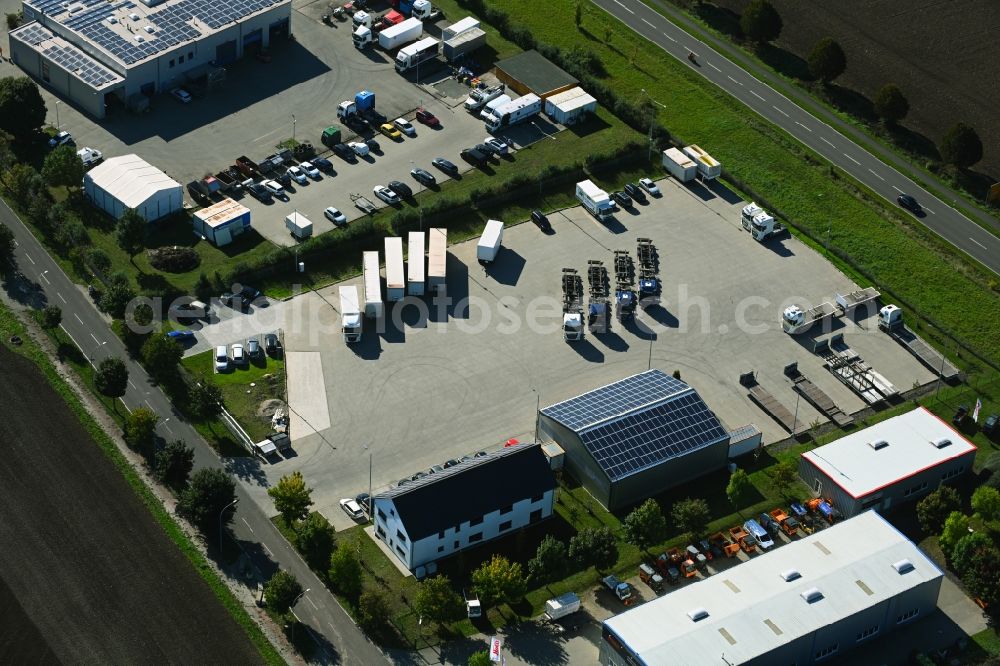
[379,123,402,140]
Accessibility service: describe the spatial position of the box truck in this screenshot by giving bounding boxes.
[407,231,426,296]
[662,147,697,183]
[362,251,383,318]
[576,180,614,221]
[478,94,511,122]
[427,227,447,295]
[339,286,362,343]
[682,144,721,180]
[477,220,503,264]
[544,593,581,621]
[485,94,541,132]
[284,212,313,240]
[384,237,405,302]
[395,37,440,72]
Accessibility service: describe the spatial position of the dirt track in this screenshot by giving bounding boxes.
[0,346,264,665]
[711,0,999,180]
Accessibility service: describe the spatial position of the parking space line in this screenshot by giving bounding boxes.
[129,380,136,389]
[749,90,765,101]
[820,137,836,148]
[120,400,132,414]
[262,543,273,556]
[144,399,153,410]
[307,597,318,610]
[89,333,100,344]
[867,169,885,181]
[842,153,860,165]
[771,105,789,117]
[922,206,934,214]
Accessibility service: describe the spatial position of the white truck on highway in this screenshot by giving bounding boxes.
[662,147,697,182]
[683,144,721,180]
[384,236,405,302]
[362,251,383,319]
[476,220,503,264]
[576,179,614,221]
[485,94,541,132]
[339,286,362,343]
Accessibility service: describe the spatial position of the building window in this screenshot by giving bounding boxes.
[500,504,513,514]
[395,544,405,557]
[856,625,879,642]
[942,466,964,481]
[904,481,928,497]
[396,530,406,543]
[390,508,395,516]
[470,516,483,527]
[454,540,459,549]
[897,609,919,624]
[376,525,385,538]
[531,493,545,503]
[188,51,194,60]
[499,520,512,532]
[438,530,446,539]
[377,509,387,522]
[178,54,184,63]
[437,545,444,553]
[814,644,838,661]
[529,509,543,523]
[469,532,483,543]
[168,58,175,67]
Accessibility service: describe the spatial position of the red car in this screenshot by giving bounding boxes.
[415,107,440,127]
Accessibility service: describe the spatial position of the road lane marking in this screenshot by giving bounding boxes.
[252,128,280,143]
[25,253,35,265]
[771,105,789,117]
[242,517,255,533]
[663,32,676,42]
[40,272,50,284]
[727,75,743,86]
[707,62,720,71]
[307,597,318,610]
[820,137,836,148]
[641,17,655,28]
[892,185,904,193]
[923,206,935,214]
[163,422,174,434]
[868,169,885,181]
[842,153,861,165]
[749,90,765,101]
[59,325,96,370]
[970,237,988,250]
[56,291,66,303]
[120,400,132,414]
[129,380,136,389]
[90,333,100,344]
[74,313,84,325]
[611,0,634,13]
[795,121,812,132]
[144,399,154,410]
[262,543,273,556]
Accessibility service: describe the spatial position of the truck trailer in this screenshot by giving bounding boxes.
[384,237,405,302]
[395,37,439,72]
[284,212,313,240]
[576,180,614,221]
[485,94,541,132]
[441,27,485,62]
[407,231,425,296]
[662,147,697,182]
[427,227,447,295]
[477,219,503,264]
[683,144,721,180]
[362,251,383,319]
[442,16,479,40]
[339,286,362,343]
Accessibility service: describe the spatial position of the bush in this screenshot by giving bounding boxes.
[147,246,200,273]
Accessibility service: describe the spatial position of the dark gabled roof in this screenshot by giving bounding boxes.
[495,49,578,95]
[375,443,556,541]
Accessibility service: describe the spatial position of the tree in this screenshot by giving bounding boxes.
[1,163,44,208]
[939,123,983,169]
[41,144,85,188]
[672,497,710,540]
[953,534,1000,608]
[726,468,754,509]
[99,280,136,319]
[471,555,526,607]
[468,652,491,666]
[141,333,182,381]
[770,460,798,498]
[916,485,961,534]
[123,407,158,451]
[739,0,782,45]
[194,272,213,301]
[328,541,363,604]
[414,575,465,626]
[938,511,971,559]
[952,532,994,580]
[264,570,303,614]
[295,512,336,570]
[40,305,61,329]
[94,357,128,403]
[808,38,846,83]
[568,526,618,572]
[527,534,568,585]
[972,486,1000,523]
[357,588,390,632]
[268,471,313,526]
[154,440,195,491]
[86,248,112,276]
[115,208,146,258]
[874,84,909,125]
[0,223,15,267]
[179,467,236,534]
[0,76,46,143]
[55,218,88,249]
[189,381,223,421]
[623,498,668,551]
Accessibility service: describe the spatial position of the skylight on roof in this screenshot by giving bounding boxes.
[800,587,824,603]
[892,559,915,574]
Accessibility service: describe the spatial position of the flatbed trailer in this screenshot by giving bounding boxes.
[562,268,584,341]
[739,371,807,435]
[352,193,377,215]
[835,287,880,313]
[884,327,959,380]
[636,238,660,305]
[783,362,853,427]
[816,337,899,404]
[587,260,610,334]
[614,250,636,321]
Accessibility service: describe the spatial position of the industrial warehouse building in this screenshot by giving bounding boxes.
[600,511,943,666]
[538,370,730,511]
[83,154,182,222]
[191,197,250,246]
[9,0,291,118]
[372,443,557,572]
[493,49,578,99]
[798,407,976,519]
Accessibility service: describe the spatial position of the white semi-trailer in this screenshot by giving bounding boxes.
[408,231,425,296]
[427,227,447,294]
[362,251,383,318]
[384,236,405,302]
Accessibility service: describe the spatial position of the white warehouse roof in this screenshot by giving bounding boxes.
[85,154,181,209]
[603,511,942,664]
[801,407,976,499]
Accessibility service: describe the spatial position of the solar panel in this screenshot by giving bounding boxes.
[41,43,119,86]
[15,23,53,46]
[541,370,690,432]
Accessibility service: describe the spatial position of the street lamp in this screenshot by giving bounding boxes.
[219,497,239,548]
[293,588,311,606]
[640,89,667,161]
[291,114,296,143]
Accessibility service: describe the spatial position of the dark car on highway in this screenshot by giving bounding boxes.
[332,143,357,162]
[411,167,436,186]
[897,193,922,213]
[388,180,413,198]
[432,157,458,174]
[531,209,552,233]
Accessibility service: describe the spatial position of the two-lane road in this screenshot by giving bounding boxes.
[1,198,389,666]
[593,0,1000,275]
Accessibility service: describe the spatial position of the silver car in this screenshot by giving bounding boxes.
[373,185,400,205]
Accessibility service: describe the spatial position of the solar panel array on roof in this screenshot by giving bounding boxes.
[15,22,53,45]
[582,392,728,480]
[42,43,119,86]
[541,370,689,432]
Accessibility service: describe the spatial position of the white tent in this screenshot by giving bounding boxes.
[83,154,182,222]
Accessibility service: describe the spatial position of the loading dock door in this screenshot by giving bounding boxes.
[269,18,289,41]
[243,28,262,54]
[215,40,237,65]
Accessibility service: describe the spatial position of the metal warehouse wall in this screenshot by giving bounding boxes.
[538,416,612,508]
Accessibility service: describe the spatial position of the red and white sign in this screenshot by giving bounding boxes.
[489,636,502,662]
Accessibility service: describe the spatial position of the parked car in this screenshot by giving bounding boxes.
[415,107,440,127]
[897,193,922,213]
[77,147,103,167]
[374,185,401,205]
[262,180,286,199]
[531,209,552,233]
[286,165,308,184]
[639,177,661,196]
[264,333,281,357]
[365,138,381,152]
[348,141,370,157]
[49,131,73,148]
[247,182,272,202]
[167,329,195,340]
[387,180,412,198]
[443,459,460,468]
[332,142,357,162]
[474,143,497,158]
[275,170,292,187]
[324,206,347,226]
[355,493,371,515]
[340,498,365,520]
[214,345,229,371]
[170,88,192,103]
[231,343,246,365]
[312,156,334,172]
[411,167,436,186]
[612,190,632,208]
[432,157,458,174]
[483,137,509,155]
[299,161,321,179]
[393,117,416,136]
[379,123,402,140]
[461,147,489,166]
[247,337,261,357]
[624,182,646,202]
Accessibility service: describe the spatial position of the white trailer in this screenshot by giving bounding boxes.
[479,94,511,121]
[544,87,597,125]
[477,220,503,264]
[407,231,425,296]
[284,212,313,240]
[441,27,485,62]
[362,251,383,319]
[576,180,614,221]
[378,17,422,50]
[384,237,405,302]
[544,593,581,621]
[442,16,479,41]
[683,144,721,180]
[662,147,697,183]
[427,227,447,295]
[339,285,362,343]
[485,94,541,132]
[395,37,439,72]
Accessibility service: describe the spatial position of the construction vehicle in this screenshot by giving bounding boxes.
[806,498,842,524]
[587,260,610,334]
[729,525,757,553]
[790,502,815,534]
[464,590,481,618]
[680,555,698,578]
[654,553,681,584]
[562,268,584,342]
[686,545,708,570]
[636,238,661,306]
[602,575,633,604]
[770,508,801,537]
[708,532,740,557]
[638,563,664,592]
[614,250,636,322]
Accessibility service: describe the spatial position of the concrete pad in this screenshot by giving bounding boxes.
[285,351,330,440]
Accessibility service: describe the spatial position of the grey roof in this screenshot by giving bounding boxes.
[375,443,556,541]
[542,370,728,481]
[495,49,578,95]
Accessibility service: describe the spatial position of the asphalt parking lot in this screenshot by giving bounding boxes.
[197,174,933,527]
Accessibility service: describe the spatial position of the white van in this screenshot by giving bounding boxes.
[214,345,229,371]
